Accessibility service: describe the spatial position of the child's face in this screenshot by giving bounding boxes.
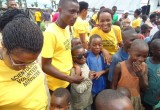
[73,48,86,65]
[50,96,70,110]
[72,39,82,47]
[129,47,148,64]
[98,12,112,33]
[123,36,138,51]
[152,44,160,60]
[90,38,102,55]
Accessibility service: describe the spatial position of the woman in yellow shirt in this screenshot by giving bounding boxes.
[90,8,122,55]
[0,9,48,110]
[132,9,141,32]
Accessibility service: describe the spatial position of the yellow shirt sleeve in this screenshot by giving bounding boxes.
[112,25,122,43]
[42,32,56,58]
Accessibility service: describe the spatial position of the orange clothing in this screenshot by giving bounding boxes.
[118,61,140,97]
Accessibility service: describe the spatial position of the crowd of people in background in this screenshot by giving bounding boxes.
[0,0,160,110]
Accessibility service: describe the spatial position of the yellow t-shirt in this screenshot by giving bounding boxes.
[73,17,89,41]
[92,13,98,25]
[0,61,48,110]
[90,25,122,55]
[132,17,141,28]
[35,11,41,22]
[42,23,73,91]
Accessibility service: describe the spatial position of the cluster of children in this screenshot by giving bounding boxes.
[49,27,160,110]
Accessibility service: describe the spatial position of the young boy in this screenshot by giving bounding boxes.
[71,46,92,110]
[108,29,138,82]
[95,89,133,110]
[143,39,160,110]
[112,39,149,110]
[50,88,71,110]
[86,34,109,96]
[86,34,109,110]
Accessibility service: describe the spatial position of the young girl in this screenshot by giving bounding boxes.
[86,34,109,96]
[143,39,160,110]
[71,46,92,110]
[90,8,122,55]
[0,9,48,109]
[112,39,149,110]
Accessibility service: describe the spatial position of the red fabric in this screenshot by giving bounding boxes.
[52,12,59,22]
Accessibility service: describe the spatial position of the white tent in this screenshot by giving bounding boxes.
[78,0,159,13]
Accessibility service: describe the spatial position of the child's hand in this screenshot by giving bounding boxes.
[70,73,84,84]
[94,71,103,80]
[132,62,144,77]
[89,71,96,80]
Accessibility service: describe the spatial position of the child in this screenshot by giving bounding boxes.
[71,38,82,47]
[86,34,109,96]
[143,39,160,110]
[112,39,149,110]
[108,30,138,82]
[71,46,92,110]
[117,87,131,99]
[95,89,133,110]
[50,88,71,110]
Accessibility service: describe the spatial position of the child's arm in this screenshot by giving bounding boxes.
[71,68,92,94]
[73,63,82,75]
[94,69,109,80]
[133,62,148,91]
[111,63,121,89]
[72,79,92,94]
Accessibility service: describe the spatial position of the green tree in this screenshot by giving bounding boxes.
[51,0,56,9]
[31,4,34,7]
[22,0,27,8]
[34,1,38,7]
[44,4,47,8]
[0,0,3,8]
[17,0,22,8]
[5,0,9,6]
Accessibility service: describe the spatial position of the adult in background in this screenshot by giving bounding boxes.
[119,10,131,29]
[112,6,118,24]
[35,8,42,27]
[89,6,105,28]
[73,1,89,49]
[132,9,141,33]
[8,0,18,9]
[42,0,84,94]
[43,10,51,27]
[0,9,49,110]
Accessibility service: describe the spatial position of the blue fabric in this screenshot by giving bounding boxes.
[86,51,109,96]
[108,48,129,81]
[144,36,151,43]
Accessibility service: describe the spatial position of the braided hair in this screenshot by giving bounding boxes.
[0,9,43,53]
